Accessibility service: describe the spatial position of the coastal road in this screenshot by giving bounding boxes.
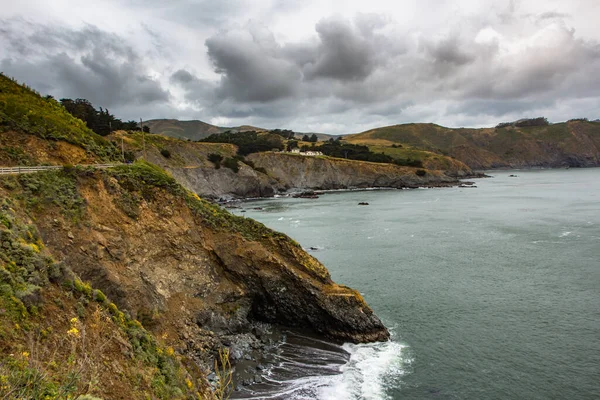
[0,164,122,175]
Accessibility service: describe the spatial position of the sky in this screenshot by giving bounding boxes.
[1,0,599,134]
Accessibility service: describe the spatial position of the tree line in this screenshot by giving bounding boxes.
[201,131,284,155]
[59,98,149,136]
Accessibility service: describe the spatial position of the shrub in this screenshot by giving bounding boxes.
[222,157,240,173]
[208,153,223,169]
[160,149,171,158]
[415,169,427,177]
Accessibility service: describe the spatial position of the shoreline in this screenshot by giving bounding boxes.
[218,174,491,205]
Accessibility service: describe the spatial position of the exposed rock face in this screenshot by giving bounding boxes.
[120,131,460,198]
[28,168,389,364]
[247,152,458,191]
[163,163,276,199]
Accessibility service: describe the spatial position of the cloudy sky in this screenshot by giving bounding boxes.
[2,0,599,133]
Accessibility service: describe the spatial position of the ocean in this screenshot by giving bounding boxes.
[230,169,600,400]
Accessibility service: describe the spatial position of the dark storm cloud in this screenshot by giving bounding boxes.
[303,17,378,81]
[0,20,169,112]
[424,35,475,66]
[169,69,216,105]
[202,15,404,106]
[3,2,600,133]
[205,25,302,102]
[448,98,555,117]
[170,69,196,84]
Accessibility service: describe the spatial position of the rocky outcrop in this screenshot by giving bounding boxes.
[17,165,388,366]
[247,152,458,190]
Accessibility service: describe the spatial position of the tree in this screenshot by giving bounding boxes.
[208,153,223,167]
[287,140,299,151]
[143,125,151,133]
[309,134,318,143]
[302,134,310,142]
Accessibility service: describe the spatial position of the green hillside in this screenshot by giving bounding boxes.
[0,74,119,163]
[346,121,600,169]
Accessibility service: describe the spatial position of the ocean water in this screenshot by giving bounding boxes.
[231,169,600,400]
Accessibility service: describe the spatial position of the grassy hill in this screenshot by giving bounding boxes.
[144,119,338,142]
[0,74,120,165]
[346,121,600,169]
[143,119,266,141]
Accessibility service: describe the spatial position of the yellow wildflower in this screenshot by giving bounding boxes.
[67,327,80,337]
[22,351,29,359]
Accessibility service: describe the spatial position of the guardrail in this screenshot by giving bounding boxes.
[0,164,122,175]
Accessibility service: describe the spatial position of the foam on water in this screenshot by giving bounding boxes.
[318,340,408,400]
[234,333,408,400]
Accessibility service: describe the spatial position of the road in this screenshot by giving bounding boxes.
[0,164,121,175]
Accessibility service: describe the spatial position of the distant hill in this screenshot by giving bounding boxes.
[143,119,265,141]
[345,121,600,169]
[144,119,338,142]
[295,132,340,141]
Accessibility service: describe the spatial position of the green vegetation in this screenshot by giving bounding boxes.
[16,167,87,221]
[60,98,143,136]
[0,192,199,399]
[496,117,549,128]
[0,146,35,166]
[222,157,240,173]
[201,131,284,155]
[107,161,297,244]
[208,153,223,169]
[301,134,318,143]
[0,74,120,162]
[319,140,424,167]
[160,149,171,158]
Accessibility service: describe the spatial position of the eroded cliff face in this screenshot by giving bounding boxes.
[7,165,388,370]
[110,131,460,200]
[247,152,458,190]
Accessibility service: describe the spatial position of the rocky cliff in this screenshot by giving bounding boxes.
[247,152,458,190]
[111,131,460,199]
[0,75,390,399]
[0,163,389,398]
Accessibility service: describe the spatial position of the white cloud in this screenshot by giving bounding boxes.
[1,0,599,133]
